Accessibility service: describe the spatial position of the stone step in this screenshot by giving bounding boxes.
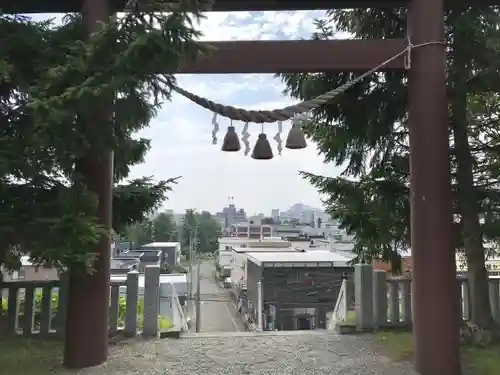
[181,329,339,339]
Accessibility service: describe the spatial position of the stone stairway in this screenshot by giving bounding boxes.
[181,329,337,339]
[79,330,417,375]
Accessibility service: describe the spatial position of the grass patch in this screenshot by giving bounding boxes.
[375,331,500,375]
[0,337,73,375]
[346,310,356,325]
[0,315,171,375]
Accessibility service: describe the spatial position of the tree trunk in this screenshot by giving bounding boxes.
[62,0,114,369]
[0,246,8,334]
[451,70,494,328]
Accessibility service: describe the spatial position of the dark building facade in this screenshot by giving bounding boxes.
[246,255,353,331]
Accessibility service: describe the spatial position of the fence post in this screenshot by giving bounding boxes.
[142,265,160,337]
[489,279,500,322]
[354,264,374,332]
[124,270,139,337]
[56,272,69,339]
[372,270,388,328]
[401,279,412,324]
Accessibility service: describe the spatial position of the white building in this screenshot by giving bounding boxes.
[216,237,288,277]
[229,241,292,286]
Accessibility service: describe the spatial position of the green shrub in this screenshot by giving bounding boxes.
[158,315,172,329]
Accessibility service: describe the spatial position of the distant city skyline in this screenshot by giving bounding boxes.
[163,201,325,216]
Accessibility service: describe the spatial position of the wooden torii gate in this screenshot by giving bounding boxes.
[6,0,476,374]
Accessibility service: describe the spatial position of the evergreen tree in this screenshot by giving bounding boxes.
[181,209,221,256]
[1,1,205,366]
[279,7,500,328]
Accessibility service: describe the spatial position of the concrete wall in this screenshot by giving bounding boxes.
[2,265,58,282]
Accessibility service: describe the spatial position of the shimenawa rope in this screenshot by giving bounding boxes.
[172,41,443,124]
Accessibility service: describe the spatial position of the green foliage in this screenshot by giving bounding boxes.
[0,1,205,272]
[122,211,178,248]
[152,213,178,242]
[278,7,500,272]
[123,221,155,249]
[181,209,221,255]
[302,171,409,272]
[114,178,180,235]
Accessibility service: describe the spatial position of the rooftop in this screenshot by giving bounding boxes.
[247,250,355,267]
[142,242,180,248]
[219,237,286,244]
[232,247,300,253]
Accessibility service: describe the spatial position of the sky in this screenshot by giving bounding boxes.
[32,11,344,215]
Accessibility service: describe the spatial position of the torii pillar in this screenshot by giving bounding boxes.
[408,0,461,373]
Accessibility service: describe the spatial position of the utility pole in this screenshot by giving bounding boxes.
[195,259,201,333]
[187,233,193,302]
[194,224,201,333]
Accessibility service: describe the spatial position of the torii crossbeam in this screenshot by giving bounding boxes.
[5,0,477,374]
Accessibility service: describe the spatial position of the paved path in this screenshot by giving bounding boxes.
[191,262,245,333]
[80,331,417,375]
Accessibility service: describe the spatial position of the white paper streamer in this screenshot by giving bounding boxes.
[242,122,250,156]
[211,113,219,145]
[273,121,283,155]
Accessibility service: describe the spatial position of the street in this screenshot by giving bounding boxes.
[190,262,245,332]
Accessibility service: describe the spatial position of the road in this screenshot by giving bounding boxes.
[190,262,245,332]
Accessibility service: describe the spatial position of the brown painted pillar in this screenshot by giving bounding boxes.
[407,0,461,374]
[63,0,113,369]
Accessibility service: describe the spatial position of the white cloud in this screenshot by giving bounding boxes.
[30,10,343,214]
[130,10,343,214]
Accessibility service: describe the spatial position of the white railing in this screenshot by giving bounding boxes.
[328,279,349,329]
[171,283,189,331]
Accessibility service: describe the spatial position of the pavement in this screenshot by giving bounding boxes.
[79,331,417,375]
[190,262,245,333]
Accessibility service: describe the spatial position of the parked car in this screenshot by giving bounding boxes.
[223,277,232,288]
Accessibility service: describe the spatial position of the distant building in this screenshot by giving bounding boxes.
[229,242,295,287]
[229,223,272,239]
[214,215,226,230]
[271,209,280,222]
[141,242,181,267]
[1,256,58,282]
[216,198,247,229]
[216,236,286,278]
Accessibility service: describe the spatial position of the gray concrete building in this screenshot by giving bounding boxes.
[245,251,354,331]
